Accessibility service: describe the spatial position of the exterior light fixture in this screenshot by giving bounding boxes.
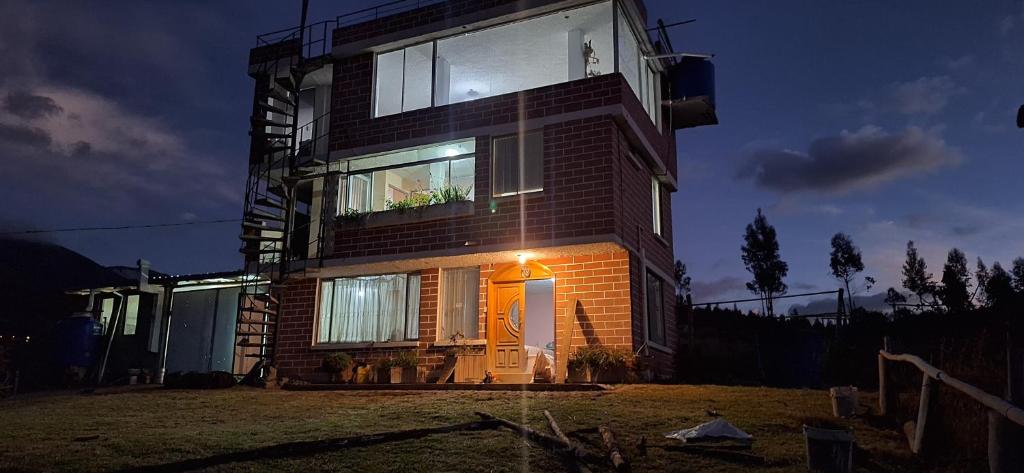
[517,254,527,265]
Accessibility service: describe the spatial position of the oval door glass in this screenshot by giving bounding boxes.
[509,300,520,330]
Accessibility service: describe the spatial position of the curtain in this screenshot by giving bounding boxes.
[442,268,480,339]
[319,274,410,343]
[406,274,421,340]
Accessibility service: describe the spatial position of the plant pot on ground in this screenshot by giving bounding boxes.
[321,352,354,384]
[568,344,633,383]
[393,350,419,384]
[375,358,396,384]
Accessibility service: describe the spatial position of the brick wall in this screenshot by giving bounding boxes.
[331,117,619,259]
[273,251,636,381]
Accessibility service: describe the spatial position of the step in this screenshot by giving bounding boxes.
[253,293,279,304]
[266,87,295,106]
[241,220,283,231]
[251,116,292,129]
[263,145,291,156]
[240,305,278,316]
[256,100,292,116]
[239,233,284,243]
[254,197,287,211]
[275,75,298,91]
[243,353,273,358]
[251,130,293,140]
[267,184,288,199]
[237,340,274,347]
[239,246,283,255]
[245,208,284,222]
[235,331,271,337]
[237,319,276,326]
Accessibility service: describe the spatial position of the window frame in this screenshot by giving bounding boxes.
[372,42,437,117]
[645,270,667,348]
[491,130,544,197]
[438,266,482,341]
[651,176,662,236]
[314,272,422,345]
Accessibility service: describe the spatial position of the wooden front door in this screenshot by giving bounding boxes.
[488,282,530,383]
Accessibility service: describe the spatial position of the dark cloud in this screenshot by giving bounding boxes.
[3,91,63,119]
[0,123,52,149]
[737,126,961,194]
[691,276,748,301]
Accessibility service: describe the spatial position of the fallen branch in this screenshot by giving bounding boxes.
[475,411,603,464]
[598,425,629,472]
[114,419,501,473]
[543,410,593,473]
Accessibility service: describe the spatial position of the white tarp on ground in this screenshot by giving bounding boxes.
[664,418,754,444]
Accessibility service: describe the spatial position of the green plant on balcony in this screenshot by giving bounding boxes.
[337,207,365,222]
[431,184,471,204]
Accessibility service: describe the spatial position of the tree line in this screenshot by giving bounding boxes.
[675,208,1024,317]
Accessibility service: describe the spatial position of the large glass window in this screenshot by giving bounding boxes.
[440,267,480,340]
[375,43,435,117]
[435,2,612,106]
[335,139,475,214]
[616,6,660,126]
[646,272,666,346]
[318,273,422,343]
[492,131,543,197]
[124,295,139,335]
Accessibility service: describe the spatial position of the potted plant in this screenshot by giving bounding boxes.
[568,345,632,383]
[444,332,485,383]
[393,350,419,383]
[322,352,354,383]
[374,358,395,384]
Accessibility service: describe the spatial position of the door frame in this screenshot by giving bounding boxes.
[486,261,556,382]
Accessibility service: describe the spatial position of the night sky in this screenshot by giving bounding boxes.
[1,1,1021,310]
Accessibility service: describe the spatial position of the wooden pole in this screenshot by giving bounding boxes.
[878,352,889,417]
[909,373,935,454]
[988,330,1024,473]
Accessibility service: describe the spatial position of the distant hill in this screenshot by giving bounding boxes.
[0,237,131,335]
[784,291,894,315]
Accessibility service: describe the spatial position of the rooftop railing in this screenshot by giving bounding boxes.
[336,0,446,27]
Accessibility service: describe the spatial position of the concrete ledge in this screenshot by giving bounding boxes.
[337,200,474,230]
[284,383,613,392]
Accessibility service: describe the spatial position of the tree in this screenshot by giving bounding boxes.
[884,287,907,313]
[986,262,1015,307]
[673,259,692,299]
[1012,257,1024,295]
[741,208,788,317]
[938,248,972,312]
[901,240,935,307]
[973,258,990,305]
[829,233,865,313]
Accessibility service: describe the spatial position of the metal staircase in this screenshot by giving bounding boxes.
[235,15,336,378]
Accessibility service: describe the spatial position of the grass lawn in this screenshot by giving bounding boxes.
[0,384,920,472]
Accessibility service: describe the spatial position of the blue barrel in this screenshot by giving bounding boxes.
[53,314,102,368]
[667,56,716,106]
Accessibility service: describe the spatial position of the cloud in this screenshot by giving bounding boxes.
[887,76,962,116]
[940,54,975,71]
[3,91,63,119]
[737,125,962,195]
[691,276,748,302]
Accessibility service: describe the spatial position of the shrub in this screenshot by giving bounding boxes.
[569,345,632,380]
[322,352,353,372]
[431,185,471,204]
[394,350,419,368]
[338,208,364,222]
[375,357,396,369]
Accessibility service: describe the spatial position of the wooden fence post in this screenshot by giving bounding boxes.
[905,373,935,454]
[878,352,889,417]
[988,331,1024,473]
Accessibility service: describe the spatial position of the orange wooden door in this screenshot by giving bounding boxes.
[489,282,529,382]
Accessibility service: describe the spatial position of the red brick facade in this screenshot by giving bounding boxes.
[258,0,681,382]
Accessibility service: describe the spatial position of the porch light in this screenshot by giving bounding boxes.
[517,254,527,265]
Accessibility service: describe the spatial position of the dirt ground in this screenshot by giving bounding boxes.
[0,384,923,472]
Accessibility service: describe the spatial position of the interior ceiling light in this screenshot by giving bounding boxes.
[466,89,479,97]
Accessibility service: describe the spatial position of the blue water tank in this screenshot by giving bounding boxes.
[668,56,716,105]
[54,314,102,368]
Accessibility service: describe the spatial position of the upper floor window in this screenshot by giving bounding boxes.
[617,6,660,126]
[371,2,613,118]
[492,131,543,197]
[375,43,434,117]
[651,176,662,236]
[318,273,421,344]
[335,138,475,214]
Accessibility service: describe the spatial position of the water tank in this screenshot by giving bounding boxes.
[666,57,718,129]
[53,313,102,368]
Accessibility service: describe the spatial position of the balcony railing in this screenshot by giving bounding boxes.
[336,0,446,27]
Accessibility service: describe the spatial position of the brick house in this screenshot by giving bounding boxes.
[238,0,717,384]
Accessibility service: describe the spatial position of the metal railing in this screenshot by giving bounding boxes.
[336,0,446,27]
[255,19,337,59]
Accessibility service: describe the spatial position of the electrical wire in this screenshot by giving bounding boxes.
[0,218,241,236]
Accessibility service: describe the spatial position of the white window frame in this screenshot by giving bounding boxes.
[315,273,422,345]
[438,267,481,341]
[651,176,662,236]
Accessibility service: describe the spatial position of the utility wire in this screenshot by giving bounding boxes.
[0,218,241,236]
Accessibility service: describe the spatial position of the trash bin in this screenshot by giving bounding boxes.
[803,425,854,473]
[829,386,858,418]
